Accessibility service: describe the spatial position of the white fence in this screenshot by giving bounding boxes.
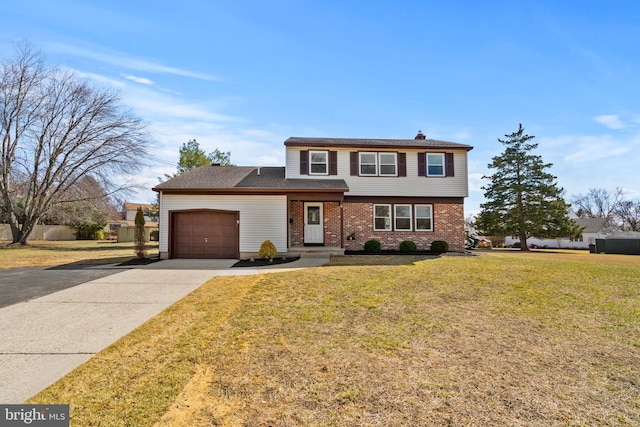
[0,224,77,241]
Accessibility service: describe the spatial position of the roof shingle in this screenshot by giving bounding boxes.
[153,166,348,192]
[284,136,473,151]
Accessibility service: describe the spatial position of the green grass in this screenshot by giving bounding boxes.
[28,251,640,426]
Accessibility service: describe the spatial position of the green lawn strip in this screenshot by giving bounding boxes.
[26,274,261,426]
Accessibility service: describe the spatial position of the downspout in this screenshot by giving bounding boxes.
[340,200,344,249]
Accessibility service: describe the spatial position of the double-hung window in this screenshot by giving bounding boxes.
[359,152,377,176]
[394,204,412,230]
[359,152,397,176]
[309,150,328,175]
[415,205,433,231]
[427,153,445,176]
[379,153,397,176]
[374,204,391,231]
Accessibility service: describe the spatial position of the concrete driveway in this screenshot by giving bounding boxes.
[0,264,129,309]
[0,256,328,403]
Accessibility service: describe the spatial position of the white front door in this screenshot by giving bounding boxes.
[304,203,324,244]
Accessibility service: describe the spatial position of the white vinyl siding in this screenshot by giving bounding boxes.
[158,194,287,254]
[285,148,469,197]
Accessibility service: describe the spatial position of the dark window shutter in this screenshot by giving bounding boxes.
[350,152,358,176]
[417,152,426,176]
[445,153,455,177]
[300,150,308,175]
[398,152,406,177]
[329,151,338,175]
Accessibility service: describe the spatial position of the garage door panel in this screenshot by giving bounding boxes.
[172,210,239,259]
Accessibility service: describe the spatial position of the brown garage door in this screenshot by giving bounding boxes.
[171,210,239,259]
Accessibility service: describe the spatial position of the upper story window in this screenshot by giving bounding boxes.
[299,150,337,176]
[379,153,397,176]
[309,150,328,175]
[418,152,454,177]
[427,153,445,176]
[358,152,398,176]
[359,152,378,176]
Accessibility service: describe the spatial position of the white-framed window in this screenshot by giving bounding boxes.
[415,205,433,231]
[359,152,378,176]
[394,204,412,230]
[379,152,397,176]
[359,152,398,176]
[374,204,391,231]
[309,150,328,175]
[427,153,445,176]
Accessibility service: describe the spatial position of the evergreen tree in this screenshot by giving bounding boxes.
[476,124,580,251]
[134,207,146,258]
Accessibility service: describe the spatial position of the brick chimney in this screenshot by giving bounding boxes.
[415,130,426,140]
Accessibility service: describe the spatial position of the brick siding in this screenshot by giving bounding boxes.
[343,201,465,252]
[290,200,465,251]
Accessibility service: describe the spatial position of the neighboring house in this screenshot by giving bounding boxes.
[106,202,159,241]
[153,132,473,259]
[504,216,611,250]
[122,202,158,224]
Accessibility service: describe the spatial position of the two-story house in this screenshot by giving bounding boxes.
[153,132,473,259]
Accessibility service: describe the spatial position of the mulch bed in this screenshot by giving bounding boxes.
[344,250,439,255]
[232,256,300,268]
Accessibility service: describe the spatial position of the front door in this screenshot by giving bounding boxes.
[304,202,324,244]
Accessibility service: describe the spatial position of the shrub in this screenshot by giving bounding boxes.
[364,239,382,253]
[430,240,449,253]
[399,240,417,252]
[150,229,159,241]
[258,240,277,259]
[74,222,105,240]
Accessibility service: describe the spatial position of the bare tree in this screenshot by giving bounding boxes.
[0,42,150,245]
[572,187,623,218]
[615,200,640,232]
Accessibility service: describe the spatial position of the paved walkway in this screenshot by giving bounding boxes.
[0,256,328,403]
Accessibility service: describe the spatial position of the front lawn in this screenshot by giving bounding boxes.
[28,251,640,426]
[0,240,159,269]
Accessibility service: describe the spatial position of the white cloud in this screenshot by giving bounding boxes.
[563,135,631,163]
[593,114,626,130]
[452,130,472,141]
[47,42,222,81]
[121,74,154,85]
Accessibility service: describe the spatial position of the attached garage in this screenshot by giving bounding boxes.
[170,209,239,259]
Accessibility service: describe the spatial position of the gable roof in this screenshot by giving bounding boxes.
[574,217,609,233]
[284,136,473,151]
[153,166,348,194]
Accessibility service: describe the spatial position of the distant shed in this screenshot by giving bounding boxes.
[595,231,640,255]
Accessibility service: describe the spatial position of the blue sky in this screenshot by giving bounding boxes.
[1,0,639,216]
